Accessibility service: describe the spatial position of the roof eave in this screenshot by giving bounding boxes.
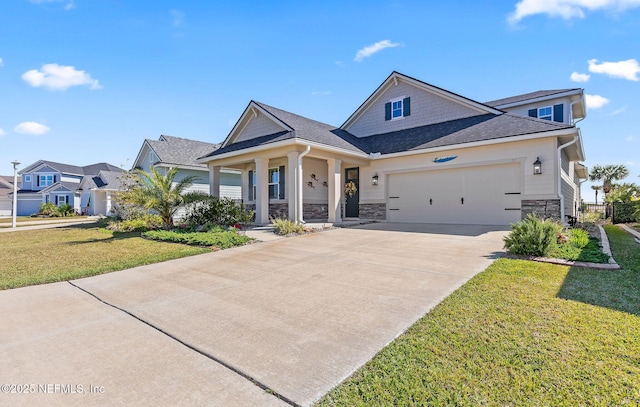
[492,89,584,110]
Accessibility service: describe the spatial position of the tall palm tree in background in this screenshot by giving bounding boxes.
[588,164,629,196]
[124,166,196,228]
[590,184,602,204]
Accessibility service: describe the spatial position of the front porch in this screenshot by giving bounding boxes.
[207,145,370,225]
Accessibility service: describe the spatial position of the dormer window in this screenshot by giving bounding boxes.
[385,97,411,121]
[538,106,552,121]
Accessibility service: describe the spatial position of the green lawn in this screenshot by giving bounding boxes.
[0,224,210,290]
[317,225,640,406]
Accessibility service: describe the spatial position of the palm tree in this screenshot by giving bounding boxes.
[590,184,602,204]
[588,164,629,195]
[124,166,197,228]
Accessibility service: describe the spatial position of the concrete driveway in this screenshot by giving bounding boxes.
[0,223,508,406]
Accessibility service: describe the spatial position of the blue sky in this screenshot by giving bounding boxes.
[1,0,639,200]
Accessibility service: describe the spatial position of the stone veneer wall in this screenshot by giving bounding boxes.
[244,203,288,220]
[521,199,561,221]
[303,203,328,220]
[359,203,386,220]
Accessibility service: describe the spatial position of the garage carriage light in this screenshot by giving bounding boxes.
[533,157,542,175]
[372,173,379,186]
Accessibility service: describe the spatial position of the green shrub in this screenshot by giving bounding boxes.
[38,202,57,216]
[107,214,164,232]
[271,218,305,236]
[183,196,254,227]
[504,214,563,256]
[54,203,75,217]
[612,202,638,224]
[568,228,590,248]
[142,229,251,249]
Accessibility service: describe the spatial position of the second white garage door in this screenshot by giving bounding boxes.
[387,163,522,225]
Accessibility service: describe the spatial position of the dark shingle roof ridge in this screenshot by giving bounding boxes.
[485,88,582,107]
[159,134,220,148]
[41,160,85,175]
[253,101,336,131]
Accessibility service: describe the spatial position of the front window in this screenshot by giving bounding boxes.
[392,99,403,119]
[538,106,552,121]
[252,167,280,200]
[58,195,67,205]
[24,175,31,182]
[39,175,54,187]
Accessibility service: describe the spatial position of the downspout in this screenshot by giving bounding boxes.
[297,145,311,224]
[557,134,579,224]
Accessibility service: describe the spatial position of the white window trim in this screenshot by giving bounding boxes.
[252,167,281,201]
[39,174,55,187]
[390,97,405,121]
[24,174,32,182]
[268,167,279,200]
[58,195,67,205]
[538,106,552,121]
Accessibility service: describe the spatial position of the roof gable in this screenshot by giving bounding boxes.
[222,101,294,148]
[341,71,502,137]
[133,135,220,170]
[40,182,78,194]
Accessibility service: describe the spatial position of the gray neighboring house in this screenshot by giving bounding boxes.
[131,135,242,219]
[0,175,20,216]
[15,161,125,216]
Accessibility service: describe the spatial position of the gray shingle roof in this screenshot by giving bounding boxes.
[147,135,220,168]
[202,102,366,158]
[203,103,574,159]
[485,89,581,107]
[31,161,122,176]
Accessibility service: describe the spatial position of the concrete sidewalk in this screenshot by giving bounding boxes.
[0,223,508,406]
[0,216,100,232]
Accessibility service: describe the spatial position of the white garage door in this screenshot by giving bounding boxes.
[387,163,521,225]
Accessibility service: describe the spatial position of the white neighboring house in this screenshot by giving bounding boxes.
[131,135,242,219]
[198,71,588,226]
[0,176,19,216]
[14,161,125,216]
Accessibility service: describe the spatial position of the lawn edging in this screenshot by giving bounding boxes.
[619,223,640,243]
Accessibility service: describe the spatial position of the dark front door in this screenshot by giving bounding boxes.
[345,167,359,218]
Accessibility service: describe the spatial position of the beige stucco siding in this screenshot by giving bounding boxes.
[345,81,483,138]
[359,137,558,204]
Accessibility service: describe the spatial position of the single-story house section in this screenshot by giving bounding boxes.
[14,161,125,216]
[131,135,242,219]
[198,71,587,226]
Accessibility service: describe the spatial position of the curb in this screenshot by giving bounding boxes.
[618,224,640,243]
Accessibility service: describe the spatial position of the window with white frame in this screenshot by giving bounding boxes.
[57,195,67,205]
[252,167,280,200]
[268,168,279,199]
[538,106,552,121]
[391,99,403,119]
[24,175,31,183]
[39,174,54,187]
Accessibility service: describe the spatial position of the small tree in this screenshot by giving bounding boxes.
[121,167,197,228]
[604,183,640,203]
[589,164,629,195]
[590,184,602,204]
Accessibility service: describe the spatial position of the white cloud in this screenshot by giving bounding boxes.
[625,135,634,141]
[0,58,3,67]
[588,58,640,81]
[508,0,640,24]
[170,9,185,27]
[22,63,102,91]
[30,0,75,10]
[311,91,331,96]
[585,94,610,109]
[0,128,5,136]
[570,71,590,82]
[15,122,51,135]
[354,40,400,62]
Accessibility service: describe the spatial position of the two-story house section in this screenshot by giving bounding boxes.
[485,88,588,221]
[16,160,124,216]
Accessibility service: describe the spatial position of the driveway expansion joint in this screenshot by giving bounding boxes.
[66,281,301,407]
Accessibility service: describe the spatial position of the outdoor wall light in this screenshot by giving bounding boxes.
[533,157,542,175]
[372,173,379,186]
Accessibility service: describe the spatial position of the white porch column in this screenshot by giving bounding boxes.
[287,151,298,221]
[327,158,342,223]
[254,158,269,224]
[105,191,112,215]
[209,165,221,198]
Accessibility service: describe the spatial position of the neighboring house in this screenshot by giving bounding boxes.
[198,71,587,226]
[15,161,125,216]
[131,135,242,219]
[0,175,20,216]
